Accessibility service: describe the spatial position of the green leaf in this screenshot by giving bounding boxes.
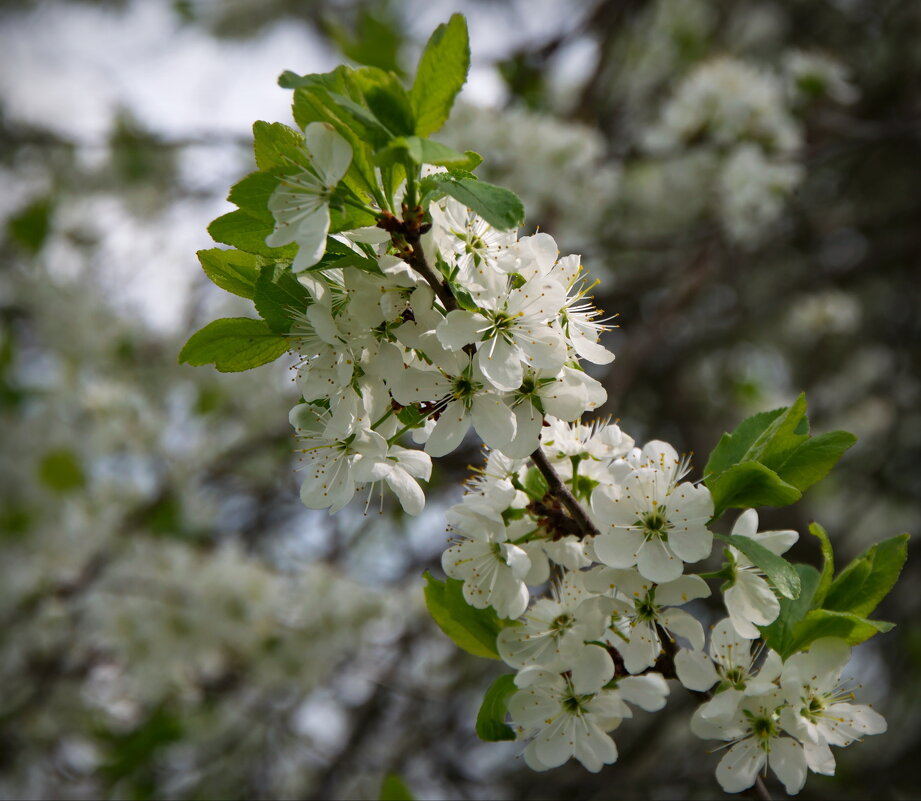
[379,774,414,801]
[422,571,507,659]
[254,263,311,333]
[522,467,549,502]
[325,9,405,76]
[716,531,801,599]
[208,210,295,259]
[7,196,52,254]
[38,448,86,494]
[759,564,821,655]
[352,66,415,137]
[746,393,810,470]
[707,461,802,517]
[424,173,525,231]
[823,533,909,618]
[252,121,305,171]
[809,522,835,608]
[784,609,895,656]
[197,248,265,300]
[704,408,784,478]
[311,237,383,275]
[227,171,278,222]
[179,318,288,373]
[419,140,482,169]
[475,674,518,742]
[774,431,857,492]
[411,14,470,136]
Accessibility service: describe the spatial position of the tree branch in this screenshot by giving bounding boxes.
[529,446,601,539]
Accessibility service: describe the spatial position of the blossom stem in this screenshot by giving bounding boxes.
[529,447,601,539]
[754,776,773,801]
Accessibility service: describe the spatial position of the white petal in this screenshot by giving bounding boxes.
[290,207,331,271]
[471,394,517,449]
[436,309,485,350]
[803,740,836,776]
[594,529,644,569]
[675,650,720,692]
[659,608,705,651]
[478,336,524,392]
[425,403,471,457]
[385,466,425,515]
[570,644,615,695]
[768,737,808,795]
[617,674,670,711]
[304,121,352,185]
[716,739,765,793]
[636,538,683,583]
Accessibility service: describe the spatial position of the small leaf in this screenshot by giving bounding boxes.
[715,531,801,600]
[704,407,785,478]
[522,467,549,502]
[197,248,264,299]
[775,431,857,492]
[823,533,909,618]
[7,196,52,254]
[254,263,311,333]
[227,171,278,223]
[38,449,86,494]
[179,318,288,373]
[379,774,414,801]
[475,674,518,742]
[746,393,810,470]
[424,174,524,231]
[784,609,895,656]
[411,14,470,137]
[252,121,305,171]
[208,210,295,259]
[809,522,835,608]
[707,461,802,517]
[352,66,415,137]
[422,571,506,660]
[759,564,820,655]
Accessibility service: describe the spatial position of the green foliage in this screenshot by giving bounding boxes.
[715,530,800,599]
[823,534,909,618]
[422,172,525,231]
[7,197,52,254]
[379,773,415,801]
[98,706,185,792]
[411,14,470,137]
[705,394,856,517]
[352,67,416,137]
[179,318,288,373]
[422,571,511,659]
[476,674,518,742]
[521,467,549,501]
[760,531,907,657]
[325,8,405,76]
[254,263,311,333]
[227,171,278,223]
[37,448,86,494]
[252,120,305,170]
[208,210,295,259]
[197,248,264,299]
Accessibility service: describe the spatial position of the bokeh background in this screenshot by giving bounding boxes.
[2,1,920,798]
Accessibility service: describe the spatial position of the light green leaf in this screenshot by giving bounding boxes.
[716,531,801,599]
[208,210,295,259]
[424,173,524,231]
[422,571,506,659]
[252,121,305,171]
[179,318,288,373]
[475,674,518,742]
[704,407,785,478]
[759,563,820,655]
[227,171,278,223]
[775,431,857,492]
[746,393,809,470]
[707,460,802,517]
[197,248,265,300]
[379,774,414,801]
[522,467,549,502]
[38,449,86,494]
[351,66,415,137]
[809,521,835,608]
[254,263,311,333]
[325,9,405,76]
[411,14,470,137]
[784,609,895,656]
[823,533,909,618]
[7,196,52,254]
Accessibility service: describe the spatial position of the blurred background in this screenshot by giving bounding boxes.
[1,0,919,798]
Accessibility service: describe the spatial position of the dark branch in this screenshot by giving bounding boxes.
[529,447,601,539]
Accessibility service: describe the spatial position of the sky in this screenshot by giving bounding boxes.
[0,0,588,330]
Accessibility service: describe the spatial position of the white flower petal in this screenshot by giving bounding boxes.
[675,650,720,692]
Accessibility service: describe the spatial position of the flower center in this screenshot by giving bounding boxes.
[640,507,672,539]
[550,613,574,633]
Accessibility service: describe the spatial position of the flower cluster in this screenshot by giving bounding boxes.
[272,126,612,517]
[442,438,887,788]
